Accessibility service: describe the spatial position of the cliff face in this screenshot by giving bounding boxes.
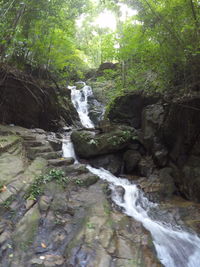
[107,91,200,202]
[0,66,79,131]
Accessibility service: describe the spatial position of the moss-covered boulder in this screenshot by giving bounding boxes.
[71,127,136,158]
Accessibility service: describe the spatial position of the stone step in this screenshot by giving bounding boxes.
[24,140,48,148]
[36,150,63,160]
[48,157,74,167]
[21,135,36,141]
[0,157,47,204]
[27,146,53,160]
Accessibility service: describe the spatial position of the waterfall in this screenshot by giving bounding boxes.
[63,82,200,267]
[70,84,94,128]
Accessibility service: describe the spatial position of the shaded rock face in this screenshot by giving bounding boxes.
[107,91,160,128]
[88,95,105,126]
[161,98,200,166]
[107,91,200,202]
[123,150,141,174]
[0,68,79,131]
[89,153,123,175]
[137,167,176,203]
[142,104,168,167]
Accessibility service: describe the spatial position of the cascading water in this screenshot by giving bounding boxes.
[62,83,94,161]
[63,82,200,267]
[70,83,94,128]
[87,166,200,267]
[62,133,77,161]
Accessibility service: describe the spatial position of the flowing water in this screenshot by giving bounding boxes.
[69,83,94,128]
[63,83,200,267]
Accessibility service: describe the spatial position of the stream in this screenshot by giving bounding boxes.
[63,83,200,267]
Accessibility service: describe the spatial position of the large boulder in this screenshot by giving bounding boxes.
[71,126,135,158]
[107,91,160,128]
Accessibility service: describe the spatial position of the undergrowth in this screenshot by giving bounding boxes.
[25,169,67,200]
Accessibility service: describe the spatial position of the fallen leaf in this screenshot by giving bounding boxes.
[41,242,47,248]
[0,185,7,193]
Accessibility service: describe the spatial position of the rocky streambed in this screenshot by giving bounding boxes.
[1,81,200,267]
[0,125,162,267]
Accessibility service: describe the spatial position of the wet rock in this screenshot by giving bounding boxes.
[115,186,125,202]
[71,127,135,158]
[89,153,123,175]
[123,150,141,174]
[137,168,176,202]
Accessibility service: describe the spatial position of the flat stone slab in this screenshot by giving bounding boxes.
[48,158,74,167]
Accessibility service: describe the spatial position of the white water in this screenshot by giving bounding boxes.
[62,133,77,162]
[63,82,200,267]
[87,166,200,267]
[69,84,94,128]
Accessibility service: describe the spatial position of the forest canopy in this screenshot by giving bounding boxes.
[0,0,199,91]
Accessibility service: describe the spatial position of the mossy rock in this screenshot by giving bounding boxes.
[71,127,135,158]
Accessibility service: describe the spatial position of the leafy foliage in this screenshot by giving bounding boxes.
[26,169,66,200]
[0,0,89,80]
[1,0,199,92]
[109,0,200,92]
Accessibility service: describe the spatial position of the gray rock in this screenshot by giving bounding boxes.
[48,157,74,167]
[115,186,125,202]
[71,126,135,158]
[123,150,141,174]
[89,153,122,175]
